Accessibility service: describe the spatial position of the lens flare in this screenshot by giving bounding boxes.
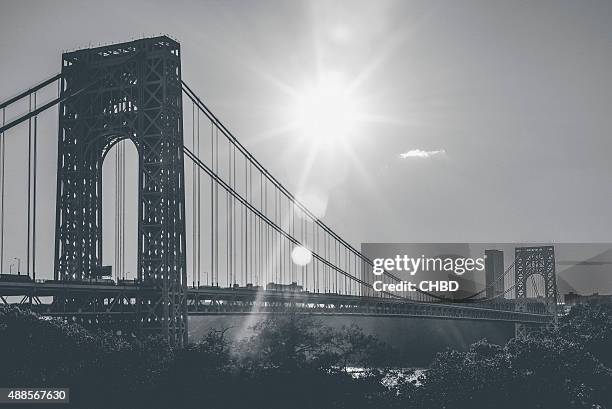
[291,246,313,266]
[295,190,329,219]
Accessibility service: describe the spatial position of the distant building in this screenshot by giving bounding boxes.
[564,292,612,306]
[485,250,504,299]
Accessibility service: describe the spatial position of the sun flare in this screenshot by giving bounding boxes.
[291,71,360,147]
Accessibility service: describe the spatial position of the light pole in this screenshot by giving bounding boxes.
[13,257,21,275]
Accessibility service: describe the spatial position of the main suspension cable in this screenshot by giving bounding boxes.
[184,145,403,300]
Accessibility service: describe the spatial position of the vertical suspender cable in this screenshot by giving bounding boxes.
[121,140,125,279]
[27,95,32,276]
[322,232,325,292]
[280,193,284,284]
[32,93,37,281]
[215,128,219,286]
[326,235,330,292]
[228,142,231,286]
[227,143,231,286]
[119,142,122,279]
[227,147,230,287]
[210,121,214,287]
[199,112,202,286]
[233,146,236,284]
[325,234,328,292]
[114,139,126,280]
[114,144,118,277]
[192,103,196,287]
[345,247,348,295]
[240,158,244,285]
[54,79,60,281]
[116,141,121,279]
[264,175,267,285]
[116,143,119,279]
[118,142,121,279]
[197,109,201,287]
[313,223,317,292]
[332,239,335,292]
[117,141,124,280]
[302,214,305,289]
[259,172,263,285]
[274,188,277,283]
[0,108,4,273]
[315,224,318,292]
[292,204,295,283]
[319,227,321,292]
[116,142,119,279]
[280,192,284,283]
[248,163,252,284]
[278,190,281,283]
[275,192,277,285]
[336,241,339,292]
[242,159,245,284]
[229,144,233,285]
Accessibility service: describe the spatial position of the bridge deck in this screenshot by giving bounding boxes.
[0,281,553,324]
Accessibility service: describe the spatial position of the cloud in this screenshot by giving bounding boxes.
[399,149,446,159]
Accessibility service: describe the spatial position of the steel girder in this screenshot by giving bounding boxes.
[0,281,552,324]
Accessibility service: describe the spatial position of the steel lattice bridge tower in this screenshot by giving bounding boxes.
[0,37,559,347]
[53,37,188,345]
[514,246,558,338]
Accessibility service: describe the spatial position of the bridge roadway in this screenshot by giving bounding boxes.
[0,280,552,324]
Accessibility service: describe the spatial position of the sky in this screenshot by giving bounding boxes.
[0,0,611,280]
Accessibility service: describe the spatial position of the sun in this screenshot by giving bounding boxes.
[292,71,360,147]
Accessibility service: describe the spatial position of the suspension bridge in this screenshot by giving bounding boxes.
[0,36,558,346]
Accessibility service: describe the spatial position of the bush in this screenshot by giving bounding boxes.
[2,304,612,409]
